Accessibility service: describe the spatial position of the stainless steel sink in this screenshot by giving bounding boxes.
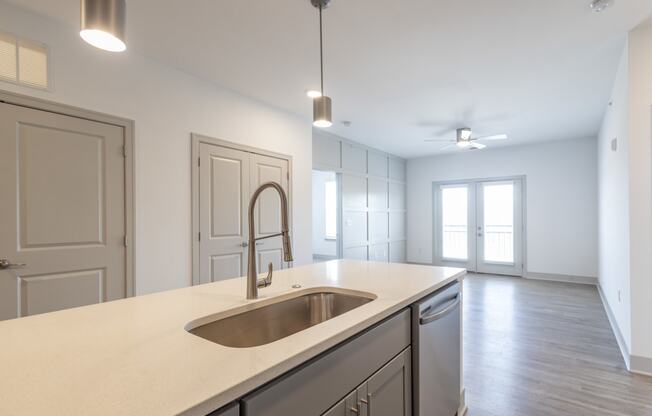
[187,291,375,348]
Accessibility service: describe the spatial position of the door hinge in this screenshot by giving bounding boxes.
[122,145,127,158]
[287,172,289,180]
[123,235,128,247]
[198,157,201,167]
[198,232,201,242]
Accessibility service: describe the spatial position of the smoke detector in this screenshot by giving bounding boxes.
[590,0,614,12]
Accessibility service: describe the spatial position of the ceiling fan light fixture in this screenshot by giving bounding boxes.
[80,0,127,52]
[458,127,472,141]
[456,140,471,148]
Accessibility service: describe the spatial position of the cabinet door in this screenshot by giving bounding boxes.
[322,390,359,416]
[367,347,412,416]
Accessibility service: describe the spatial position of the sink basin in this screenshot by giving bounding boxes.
[187,290,375,348]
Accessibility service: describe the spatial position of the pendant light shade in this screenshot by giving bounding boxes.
[80,0,127,52]
[313,96,332,128]
[311,0,333,128]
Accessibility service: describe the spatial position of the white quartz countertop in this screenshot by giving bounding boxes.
[0,260,465,416]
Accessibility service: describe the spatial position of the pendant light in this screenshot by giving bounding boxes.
[80,0,127,52]
[312,0,332,128]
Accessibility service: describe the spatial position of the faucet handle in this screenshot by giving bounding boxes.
[257,262,273,289]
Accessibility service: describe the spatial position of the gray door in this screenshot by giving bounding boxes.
[0,102,127,320]
[198,143,250,283]
[367,348,412,416]
[250,153,289,273]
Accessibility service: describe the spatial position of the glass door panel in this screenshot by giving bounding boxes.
[476,179,523,275]
[441,186,468,260]
[482,182,514,263]
[435,183,477,271]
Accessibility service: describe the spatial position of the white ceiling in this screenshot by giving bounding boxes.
[7,0,652,158]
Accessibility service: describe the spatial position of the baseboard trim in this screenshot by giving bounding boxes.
[458,388,468,416]
[630,355,652,376]
[525,272,598,285]
[597,284,631,370]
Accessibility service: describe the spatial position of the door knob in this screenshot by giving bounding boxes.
[240,242,249,248]
[0,259,26,270]
[478,233,483,237]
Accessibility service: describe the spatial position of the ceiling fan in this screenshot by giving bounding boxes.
[424,127,507,150]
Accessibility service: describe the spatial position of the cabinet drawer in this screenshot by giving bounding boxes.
[242,309,411,416]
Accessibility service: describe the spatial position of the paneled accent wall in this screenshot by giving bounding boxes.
[313,131,407,263]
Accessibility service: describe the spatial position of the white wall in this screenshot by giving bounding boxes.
[0,2,313,295]
[627,22,652,368]
[597,20,652,371]
[407,137,598,280]
[597,45,631,353]
[312,170,337,257]
[313,130,407,263]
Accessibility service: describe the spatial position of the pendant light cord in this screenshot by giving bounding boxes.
[319,2,324,95]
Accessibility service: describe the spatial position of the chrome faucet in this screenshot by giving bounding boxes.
[247,182,293,299]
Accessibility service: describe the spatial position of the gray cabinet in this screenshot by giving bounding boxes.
[367,347,411,416]
[322,390,359,416]
[208,402,239,416]
[242,310,410,416]
[322,347,411,416]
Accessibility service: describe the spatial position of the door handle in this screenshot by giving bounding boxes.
[420,294,460,325]
[478,233,483,237]
[0,259,26,270]
[240,242,249,248]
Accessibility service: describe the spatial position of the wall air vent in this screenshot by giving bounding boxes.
[0,31,50,89]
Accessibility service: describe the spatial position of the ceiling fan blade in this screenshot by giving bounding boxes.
[469,142,487,150]
[475,134,507,141]
[440,143,456,151]
[424,139,454,142]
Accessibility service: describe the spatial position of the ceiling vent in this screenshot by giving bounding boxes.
[590,0,614,12]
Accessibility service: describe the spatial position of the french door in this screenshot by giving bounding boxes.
[434,178,523,276]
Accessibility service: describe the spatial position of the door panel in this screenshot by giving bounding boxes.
[368,212,388,243]
[0,102,126,320]
[343,245,367,260]
[434,178,524,276]
[199,143,249,283]
[369,243,388,262]
[367,347,412,416]
[476,180,523,275]
[250,154,289,273]
[434,183,477,271]
[389,241,406,263]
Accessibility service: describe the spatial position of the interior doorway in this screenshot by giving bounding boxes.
[312,170,340,262]
[433,177,524,276]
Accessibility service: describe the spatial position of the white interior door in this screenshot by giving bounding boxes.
[434,178,523,276]
[0,102,127,320]
[198,143,250,283]
[250,153,290,273]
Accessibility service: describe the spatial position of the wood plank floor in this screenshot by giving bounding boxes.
[463,274,652,416]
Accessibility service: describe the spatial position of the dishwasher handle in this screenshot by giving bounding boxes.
[419,293,460,325]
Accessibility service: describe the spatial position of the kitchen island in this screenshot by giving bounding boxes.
[0,260,465,416]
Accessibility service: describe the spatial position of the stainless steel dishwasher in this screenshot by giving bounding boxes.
[412,281,461,416]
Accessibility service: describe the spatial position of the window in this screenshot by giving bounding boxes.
[324,180,337,239]
[0,32,49,89]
